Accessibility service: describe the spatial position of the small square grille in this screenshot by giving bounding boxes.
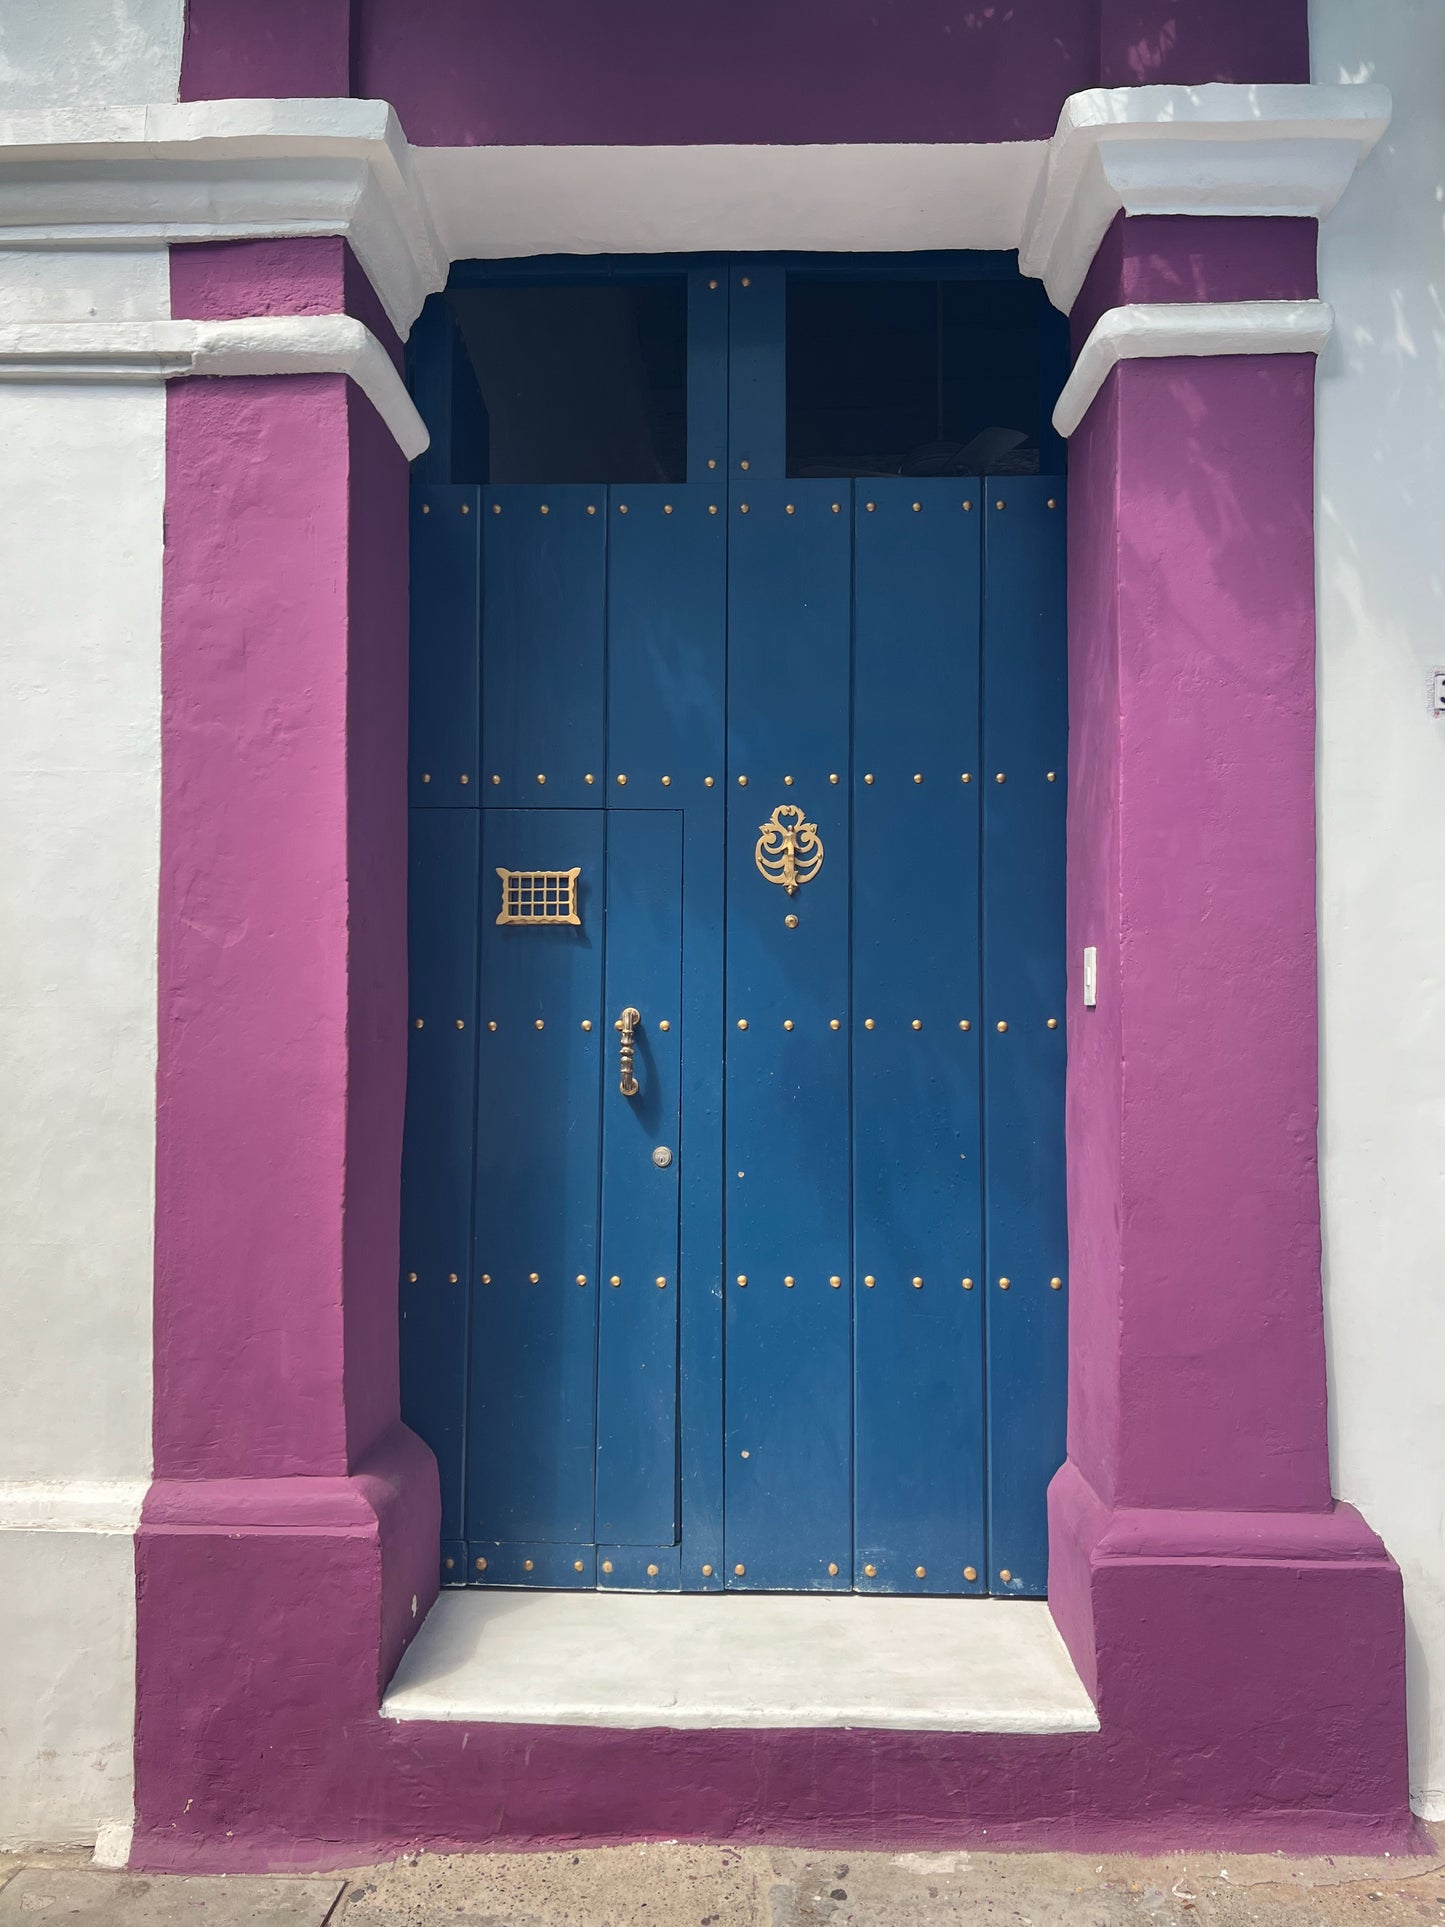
[495,866,582,926]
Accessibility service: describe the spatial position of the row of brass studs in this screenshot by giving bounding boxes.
[426,494,1057,518]
[475,1272,669,1289]
[410,1269,1059,1292]
[720,1563,995,1582]
[419,1014,1055,1032]
[471,1555,666,1577]
[472,771,1058,786]
[472,1019,666,1033]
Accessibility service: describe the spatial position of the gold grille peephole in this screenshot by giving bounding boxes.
[496,867,581,926]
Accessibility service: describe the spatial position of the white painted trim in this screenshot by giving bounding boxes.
[0,99,446,337]
[0,1480,147,1533]
[1052,299,1335,437]
[1020,83,1391,312]
[0,314,430,458]
[0,85,1390,335]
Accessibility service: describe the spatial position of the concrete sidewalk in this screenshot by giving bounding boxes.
[2,1840,1442,1925]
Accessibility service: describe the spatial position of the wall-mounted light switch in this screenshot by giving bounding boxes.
[1433,670,1445,716]
[1083,946,1098,1008]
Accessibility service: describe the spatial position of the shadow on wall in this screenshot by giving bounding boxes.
[1310,1,1445,1824]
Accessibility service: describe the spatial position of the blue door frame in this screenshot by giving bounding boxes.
[401,255,1067,1598]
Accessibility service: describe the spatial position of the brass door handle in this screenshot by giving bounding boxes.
[616,1007,641,1096]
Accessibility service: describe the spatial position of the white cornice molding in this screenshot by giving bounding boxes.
[0,1479,147,1533]
[0,313,430,458]
[1021,84,1391,312]
[0,99,446,337]
[1053,299,1335,437]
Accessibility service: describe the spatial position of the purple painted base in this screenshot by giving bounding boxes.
[131,1436,1414,1873]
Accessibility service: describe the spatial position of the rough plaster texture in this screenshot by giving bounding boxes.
[1312,0,1445,1824]
[0,0,182,109]
[0,240,168,1847]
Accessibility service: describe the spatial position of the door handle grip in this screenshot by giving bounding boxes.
[617,1007,641,1097]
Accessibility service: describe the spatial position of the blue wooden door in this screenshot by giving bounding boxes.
[402,266,1066,1598]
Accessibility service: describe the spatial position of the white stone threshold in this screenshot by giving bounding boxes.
[382,1590,1099,1734]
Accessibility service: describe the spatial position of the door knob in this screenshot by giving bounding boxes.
[616,1007,641,1096]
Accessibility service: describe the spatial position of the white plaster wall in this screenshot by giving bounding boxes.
[0,4,180,1851]
[1312,0,1445,1824]
[0,1,182,109]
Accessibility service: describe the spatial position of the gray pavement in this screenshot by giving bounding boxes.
[3,1841,1443,1926]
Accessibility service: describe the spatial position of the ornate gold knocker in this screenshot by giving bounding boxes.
[616,1007,641,1097]
[755,804,824,896]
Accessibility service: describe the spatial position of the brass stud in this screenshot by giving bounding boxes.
[785,914,799,929]
[537,773,546,785]
[829,1275,842,1289]
[586,774,595,785]
[739,502,750,513]
[740,1450,750,1458]
[617,773,628,786]
[1047,498,1058,510]
[738,774,748,786]
[734,1564,746,1576]
[708,503,718,513]
[460,504,471,515]
[915,1565,927,1578]
[864,1563,877,1577]
[491,504,501,515]
[602,1560,614,1574]
[864,1275,876,1288]
[535,1019,545,1030]
[963,499,973,511]
[1047,1017,1059,1029]
[784,773,794,786]
[740,460,750,472]
[529,1271,540,1283]
[741,276,752,288]
[413,1018,424,1030]
[406,1271,417,1283]
[576,1274,587,1287]
[587,505,596,515]
[702,1564,714,1576]
[998,1277,1011,1290]
[574,1559,584,1571]
[421,503,431,515]
[708,278,719,290]
[829,1019,840,1031]
[491,774,501,785]
[444,1555,454,1569]
[965,1565,978,1582]
[865,1018,876,1030]
[421,773,431,785]
[656,1276,667,1289]
[912,1277,923,1290]
[610,1275,621,1287]
[783,1019,794,1031]
[913,773,923,784]
[661,775,672,786]
[1051,1276,1063,1290]
[828,1562,839,1575]
[659,1020,671,1032]
[582,1020,592,1032]
[488,1021,497,1032]
[647,1563,659,1576]
[962,1277,974,1290]
[1000,1569,1013,1582]
[959,1020,972,1031]
[864,773,875,785]
[664,504,673,516]
[784,1275,795,1288]
[1047,771,1058,782]
[912,1019,922,1031]
[912,501,922,512]
[996,500,1006,511]
[448,1272,459,1284]
[540,504,549,515]
[481,1273,491,1284]
[524,1559,534,1572]
[476,1557,488,1571]
[996,772,1006,784]
[619,503,629,514]
[456,1018,465,1029]
[866,501,876,512]
[961,773,972,784]
[705,775,716,786]
[829,772,839,784]
[737,1019,748,1030]
[997,1020,1008,1032]
[785,504,795,515]
[736,1275,748,1287]
[831,503,841,514]
[459,774,470,785]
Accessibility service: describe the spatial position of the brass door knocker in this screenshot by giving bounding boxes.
[754,804,824,896]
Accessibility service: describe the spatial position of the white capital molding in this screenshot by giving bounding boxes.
[0,83,1389,337]
[1053,299,1335,438]
[0,99,446,338]
[0,313,430,459]
[1021,84,1391,313]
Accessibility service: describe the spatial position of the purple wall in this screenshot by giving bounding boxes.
[180,0,1309,143]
